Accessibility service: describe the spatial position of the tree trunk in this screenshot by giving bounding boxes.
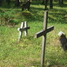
[42,0,44,4]
[0,0,2,6]
[59,0,63,5]
[6,0,11,5]
[29,0,32,2]
[15,0,20,7]
[50,0,53,9]
[44,0,48,9]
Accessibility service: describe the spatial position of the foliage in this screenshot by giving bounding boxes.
[0,9,15,25]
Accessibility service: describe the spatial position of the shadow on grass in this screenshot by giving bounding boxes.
[48,8,67,24]
[30,60,41,67]
[30,60,66,67]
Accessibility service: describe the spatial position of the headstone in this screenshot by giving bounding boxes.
[35,11,54,67]
[18,21,30,41]
[58,31,67,51]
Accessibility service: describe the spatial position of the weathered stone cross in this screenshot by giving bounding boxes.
[35,11,54,67]
[18,21,30,41]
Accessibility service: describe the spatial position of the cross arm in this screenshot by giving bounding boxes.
[18,27,30,31]
[47,26,54,33]
[35,26,54,38]
[21,27,30,31]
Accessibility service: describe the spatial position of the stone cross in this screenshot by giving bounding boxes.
[35,11,54,67]
[18,21,30,42]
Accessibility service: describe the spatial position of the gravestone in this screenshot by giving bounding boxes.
[18,21,30,42]
[35,11,54,67]
[58,31,67,51]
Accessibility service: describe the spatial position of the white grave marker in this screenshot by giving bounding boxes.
[18,21,30,41]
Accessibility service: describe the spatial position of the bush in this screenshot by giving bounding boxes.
[0,10,14,25]
[9,19,19,25]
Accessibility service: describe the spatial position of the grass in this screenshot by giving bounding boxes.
[0,1,67,67]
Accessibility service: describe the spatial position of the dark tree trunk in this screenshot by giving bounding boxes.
[29,0,32,2]
[6,0,11,5]
[44,0,48,9]
[15,0,20,7]
[0,0,2,6]
[22,1,30,11]
[42,0,44,4]
[44,0,53,10]
[59,0,63,5]
[50,0,53,9]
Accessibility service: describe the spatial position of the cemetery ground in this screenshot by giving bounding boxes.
[0,1,67,67]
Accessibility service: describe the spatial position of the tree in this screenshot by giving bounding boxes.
[44,0,48,9]
[42,0,45,4]
[6,0,11,5]
[0,0,2,6]
[15,0,20,7]
[43,0,53,10]
[59,0,63,5]
[50,0,53,9]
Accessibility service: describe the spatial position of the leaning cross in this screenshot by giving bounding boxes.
[35,11,54,67]
[18,21,30,42]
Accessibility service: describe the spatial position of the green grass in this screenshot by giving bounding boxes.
[0,1,67,67]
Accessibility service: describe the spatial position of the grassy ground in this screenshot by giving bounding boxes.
[0,1,67,67]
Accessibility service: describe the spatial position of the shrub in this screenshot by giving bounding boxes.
[9,19,19,25]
